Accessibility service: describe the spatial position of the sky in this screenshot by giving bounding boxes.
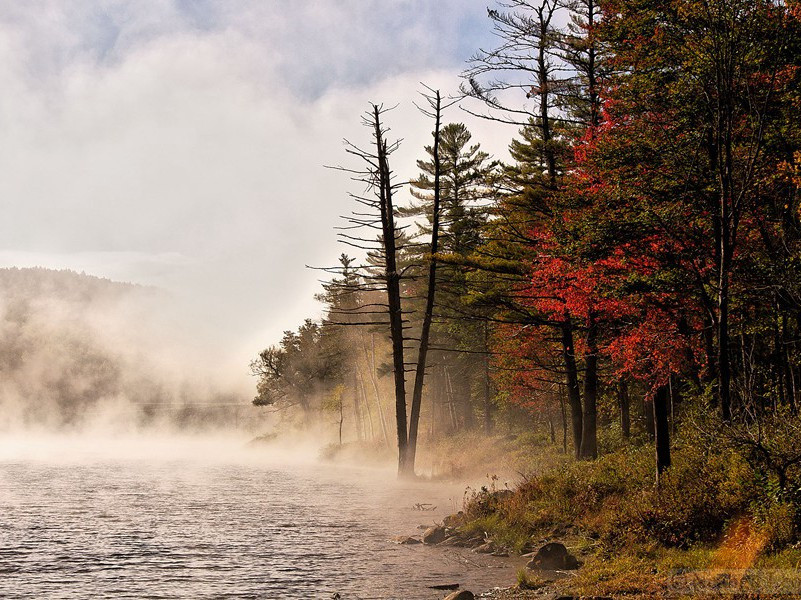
[0,1,518,380]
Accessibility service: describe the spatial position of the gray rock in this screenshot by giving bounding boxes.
[444,591,474,600]
[422,525,447,545]
[428,583,459,590]
[391,535,421,545]
[526,542,580,570]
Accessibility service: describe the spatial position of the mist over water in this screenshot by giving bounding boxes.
[0,266,517,598]
[0,434,520,599]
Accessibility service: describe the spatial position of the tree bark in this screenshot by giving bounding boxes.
[372,106,409,476]
[618,378,630,439]
[654,385,672,483]
[580,315,599,459]
[363,334,390,448]
[561,321,583,459]
[407,91,442,474]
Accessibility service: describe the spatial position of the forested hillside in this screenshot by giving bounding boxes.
[0,267,244,430]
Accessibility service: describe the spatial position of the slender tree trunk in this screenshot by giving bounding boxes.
[536,10,557,185]
[703,311,718,393]
[356,369,374,441]
[445,366,458,431]
[580,315,598,459]
[483,326,492,436]
[371,106,408,475]
[654,385,672,483]
[560,321,583,459]
[407,91,442,474]
[338,397,344,446]
[618,378,630,439]
[457,369,475,430]
[718,242,732,421]
[352,371,363,442]
[363,335,390,448]
[644,395,655,441]
[559,390,568,454]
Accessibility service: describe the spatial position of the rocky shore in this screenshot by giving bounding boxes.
[392,515,590,600]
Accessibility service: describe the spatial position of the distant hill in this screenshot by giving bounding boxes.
[0,267,246,430]
[0,267,146,303]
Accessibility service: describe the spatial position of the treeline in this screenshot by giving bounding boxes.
[251,0,801,481]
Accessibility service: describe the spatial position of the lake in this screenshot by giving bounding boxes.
[0,435,521,599]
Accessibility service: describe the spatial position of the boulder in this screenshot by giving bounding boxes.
[525,542,580,571]
[422,525,447,545]
[428,583,459,590]
[444,591,474,600]
[391,535,421,545]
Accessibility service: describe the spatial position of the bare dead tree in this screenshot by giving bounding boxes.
[406,88,444,473]
[327,104,411,476]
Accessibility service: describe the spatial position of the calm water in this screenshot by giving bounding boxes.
[0,436,520,599]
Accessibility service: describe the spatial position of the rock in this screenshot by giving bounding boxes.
[391,535,421,545]
[428,583,459,590]
[443,591,474,600]
[439,534,469,547]
[423,525,447,545]
[526,542,580,571]
[473,542,495,554]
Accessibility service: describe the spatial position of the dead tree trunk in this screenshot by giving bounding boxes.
[370,106,410,476]
[407,89,443,474]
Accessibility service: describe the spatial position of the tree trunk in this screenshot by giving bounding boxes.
[372,106,409,475]
[352,371,363,442]
[560,321,583,459]
[356,369,374,441]
[457,368,475,430]
[407,91,442,474]
[483,341,492,436]
[580,316,598,459]
[618,378,630,439]
[654,385,672,483]
[363,334,390,448]
[644,395,655,441]
[718,253,732,421]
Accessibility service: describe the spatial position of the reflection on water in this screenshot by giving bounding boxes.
[0,436,520,599]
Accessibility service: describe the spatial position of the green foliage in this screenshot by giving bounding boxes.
[457,407,801,560]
